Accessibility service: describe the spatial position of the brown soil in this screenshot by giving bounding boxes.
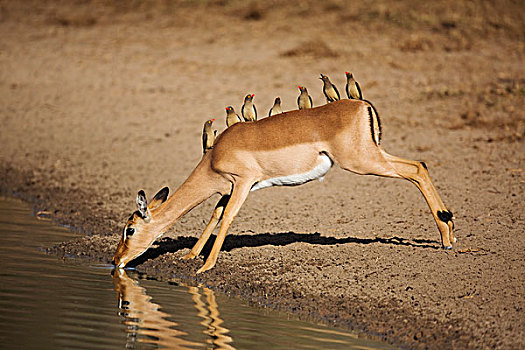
[1,1,524,349]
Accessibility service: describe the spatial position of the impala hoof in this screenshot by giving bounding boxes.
[443,245,453,250]
[196,262,215,274]
[182,252,197,260]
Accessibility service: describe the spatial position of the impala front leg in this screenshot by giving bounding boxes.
[197,182,253,274]
[183,194,230,260]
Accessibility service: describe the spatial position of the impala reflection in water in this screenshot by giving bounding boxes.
[113,269,235,350]
[188,285,235,350]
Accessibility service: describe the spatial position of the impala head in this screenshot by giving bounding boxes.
[112,187,169,268]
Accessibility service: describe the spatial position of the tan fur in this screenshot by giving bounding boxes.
[113,99,455,273]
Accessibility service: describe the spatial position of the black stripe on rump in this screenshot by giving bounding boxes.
[364,99,382,144]
[368,106,378,145]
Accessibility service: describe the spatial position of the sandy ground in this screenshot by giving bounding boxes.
[1,1,524,349]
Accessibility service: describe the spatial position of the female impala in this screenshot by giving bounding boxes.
[113,99,455,273]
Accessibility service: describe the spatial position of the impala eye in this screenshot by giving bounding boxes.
[125,227,135,237]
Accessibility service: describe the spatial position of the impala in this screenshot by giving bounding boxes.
[113,99,455,273]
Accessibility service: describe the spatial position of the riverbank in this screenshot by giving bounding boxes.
[1,1,524,349]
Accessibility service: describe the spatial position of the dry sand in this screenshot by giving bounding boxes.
[1,1,524,349]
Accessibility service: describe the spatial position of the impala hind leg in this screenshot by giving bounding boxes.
[197,182,253,274]
[183,194,230,260]
[334,148,454,248]
[379,151,455,248]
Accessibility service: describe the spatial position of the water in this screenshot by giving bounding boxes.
[0,196,396,349]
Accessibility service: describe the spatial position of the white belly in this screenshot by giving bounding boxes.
[251,153,333,192]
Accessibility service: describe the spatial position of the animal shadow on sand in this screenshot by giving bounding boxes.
[128,232,439,267]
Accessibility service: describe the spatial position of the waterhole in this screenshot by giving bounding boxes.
[0,196,396,349]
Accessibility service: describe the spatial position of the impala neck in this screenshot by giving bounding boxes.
[152,159,226,234]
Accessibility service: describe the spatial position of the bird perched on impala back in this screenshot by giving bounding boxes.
[268,97,283,117]
[297,86,313,110]
[202,119,217,155]
[320,74,340,103]
[241,94,257,121]
[225,106,242,127]
[345,71,362,100]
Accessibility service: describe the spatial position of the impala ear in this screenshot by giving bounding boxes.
[136,190,150,221]
[149,186,169,210]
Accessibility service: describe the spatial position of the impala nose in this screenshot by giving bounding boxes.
[112,257,121,267]
[112,258,126,269]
